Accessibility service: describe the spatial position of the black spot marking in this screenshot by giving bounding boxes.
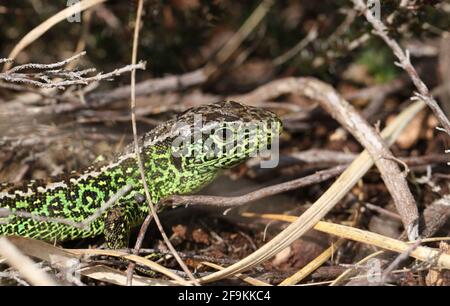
[172,155,183,171]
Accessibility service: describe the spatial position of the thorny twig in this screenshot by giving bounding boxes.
[0,51,146,89]
[6,52,86,73]
[352,0,450,136]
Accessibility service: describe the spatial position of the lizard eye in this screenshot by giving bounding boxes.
[214,127,234,143]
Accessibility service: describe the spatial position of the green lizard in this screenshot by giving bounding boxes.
[0,101,281,249]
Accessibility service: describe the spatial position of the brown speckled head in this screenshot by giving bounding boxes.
[152,100,283,171]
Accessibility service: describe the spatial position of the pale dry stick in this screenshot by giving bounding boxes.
[278,239,345,286]
[330,250,385,286]
[266,151,448,168]
[85,68,207,110]
[3,61,205,111]
[415,237,450,243]
[352,0,450,136]
[66,249,190,285]
[0,271,30,286]
[347,33,370,51]
[235,77,419,240]
[330,9,358,41]
[0,237,57,286]
[79,264,176,286]
[364,203,402,221]
[2,0,266,106]
[400,0,410,8]
[363,195,450,280]
[1,0,106,108]
[344,76,407,102]
[195,98,426,284]
[4,236,183,286]
[304,268,418,286]
[125,212,153,284]
[127,0,198,286]
[47,61,146,89]
[242,213,450,270]
[288,149,357,164]
[203,0,273,77]
[3,0,106,71]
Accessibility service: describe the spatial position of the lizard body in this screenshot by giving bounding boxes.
[0,101,281,248]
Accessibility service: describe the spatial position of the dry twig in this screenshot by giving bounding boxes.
[0,52,145,89]
[126,0,198,286]
[162,166,345,208]
[0,237,57,286]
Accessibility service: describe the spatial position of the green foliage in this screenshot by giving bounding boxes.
[356,44,400,83]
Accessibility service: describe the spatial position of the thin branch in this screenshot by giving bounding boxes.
[161,166,346,208]
[126,0,198,286]
[6,52,86,73]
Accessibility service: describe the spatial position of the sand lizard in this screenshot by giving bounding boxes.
[0,101,281,248]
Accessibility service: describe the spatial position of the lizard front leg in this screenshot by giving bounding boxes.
[104,206,132,249]
[103,199,158,276]
[103,199,146,249]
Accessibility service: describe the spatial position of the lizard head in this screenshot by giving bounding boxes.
[166,100,282,172]
[138,100,282,200]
